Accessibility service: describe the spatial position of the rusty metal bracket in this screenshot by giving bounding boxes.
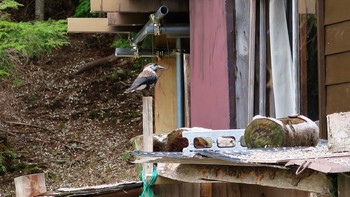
[295,160,312,175]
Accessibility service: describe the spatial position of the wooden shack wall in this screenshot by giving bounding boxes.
[318,0,350,138]
[189,0,236,129]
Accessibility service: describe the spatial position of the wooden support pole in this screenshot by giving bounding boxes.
[143,96,154,181]
[299,13,308,116]
[259,0,267,116]
[292,0,300,114]
[248,0,256,122]
[14,173,46,197]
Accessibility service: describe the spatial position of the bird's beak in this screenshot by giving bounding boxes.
[157,65,165,70]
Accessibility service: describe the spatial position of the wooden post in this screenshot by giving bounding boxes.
[259,0,267,116]
[183,54,191,128]
[248,0,256,122]
[143,97,153,181]
[299,13,308,116]
[14,173,46,197]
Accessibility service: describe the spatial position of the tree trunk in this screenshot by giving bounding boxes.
[35,0,45,20]
[244,115,319,148]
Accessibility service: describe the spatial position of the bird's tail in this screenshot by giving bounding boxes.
[123,88,133,94]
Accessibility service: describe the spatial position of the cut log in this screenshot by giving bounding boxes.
[14,173,46,197]
[244,115,319,148]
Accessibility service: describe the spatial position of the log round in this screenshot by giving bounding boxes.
[244,115,319,148]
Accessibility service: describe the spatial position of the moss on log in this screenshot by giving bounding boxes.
[244,115,319,148]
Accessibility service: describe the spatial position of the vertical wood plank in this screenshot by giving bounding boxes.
[212,183,241,197]
[183,54,191,128]
[142,97,153,179]
[300,14,308,116]
[248,0,256,122]
[200,183,212,197]
[259,0,267,116]
[180,183,200,197]
[154,184,180,197]
[239,184,309,197]
[317,0,327,139]
[154,57,177,134]
[338,173,350,197]
[292,0,300,114]
[190,0,233,129]
[235,0,250,128]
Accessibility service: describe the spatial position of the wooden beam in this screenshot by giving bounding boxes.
[107,12,148,26]
[157,163,330,194]
[107,12,189,27]
[90,0,189,13]
[67,18,141,33]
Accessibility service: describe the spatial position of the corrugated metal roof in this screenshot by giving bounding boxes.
[133,139,350,173]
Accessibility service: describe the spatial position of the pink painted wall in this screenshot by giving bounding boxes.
[190,0,235,129]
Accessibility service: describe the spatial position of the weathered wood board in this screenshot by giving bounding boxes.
[67,18,139,33]
[327,111,350,152]
[157,163,330,194]
[326,83,350,114]
[325,0,350,25]
[90,0,189,13]
[325,52,350,85]
[154,57,177,134]
[325,20,350,55]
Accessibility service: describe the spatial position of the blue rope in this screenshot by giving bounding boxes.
[140,165,157,197]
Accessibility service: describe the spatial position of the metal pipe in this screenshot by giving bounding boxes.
[132,5,169,47]
[115,48,172,58]
[144,26,190,38]
[292,0,300,114]
[176,38,184,128]
[115,25,189,57]
[259,0,266,116]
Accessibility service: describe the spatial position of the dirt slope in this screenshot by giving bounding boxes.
[0,34,145,196]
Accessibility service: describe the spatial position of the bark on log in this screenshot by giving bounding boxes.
[73,55,137,75]
[244,115,319,148]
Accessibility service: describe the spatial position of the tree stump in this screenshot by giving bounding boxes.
[244,115,319,148]
[14,173,46,197]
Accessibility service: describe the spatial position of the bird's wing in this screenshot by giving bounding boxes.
[124,71,157,93]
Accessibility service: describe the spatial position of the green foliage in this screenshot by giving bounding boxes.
[0,0,23,10]
[74,0,97,17]
[0,19,68,80]
[0,136,17,174]
[122,151,131,161]
[0,20,68,58]
[0,0,23,21]
[111,38,131,48]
